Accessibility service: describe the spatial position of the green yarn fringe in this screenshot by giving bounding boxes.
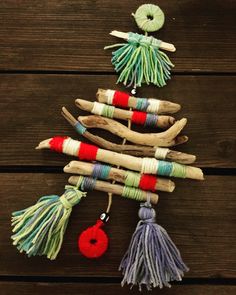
[11,185,86,260]
[105,32,174,88]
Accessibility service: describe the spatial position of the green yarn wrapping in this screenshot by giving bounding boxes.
[104,32,174,88]
[11,185,86,260]
[133,4,165,32]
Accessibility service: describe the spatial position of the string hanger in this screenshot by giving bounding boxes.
[104,4,176,92]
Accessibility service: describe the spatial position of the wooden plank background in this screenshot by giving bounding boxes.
[0,0,235,294]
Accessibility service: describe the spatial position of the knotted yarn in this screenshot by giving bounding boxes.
[11,185,86,260]
[119,200,189,290]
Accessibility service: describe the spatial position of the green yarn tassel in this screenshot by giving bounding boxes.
[11,185,86,260]
[105,32,174,88]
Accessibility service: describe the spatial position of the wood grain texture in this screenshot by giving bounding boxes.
[0,282,235,295]
[0,173,235,277]
[0,0,235,72]
[0,74,235,167]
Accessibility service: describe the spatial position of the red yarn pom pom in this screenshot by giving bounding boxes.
[78,220,108,258]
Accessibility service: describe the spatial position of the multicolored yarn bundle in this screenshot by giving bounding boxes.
[104,4,175,91]
[10,3,204,292]
[11,185,86,260]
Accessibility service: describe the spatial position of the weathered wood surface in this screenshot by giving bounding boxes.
[0,173,235,277]
[0,283,235,295]
[0,74,235,167]
[0,0,235,72]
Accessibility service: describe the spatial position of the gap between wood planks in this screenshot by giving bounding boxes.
[0,166,235,176]
[0,70,235,76]
[0,276,235,285]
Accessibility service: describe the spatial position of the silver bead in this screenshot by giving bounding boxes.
[131,88,136,95]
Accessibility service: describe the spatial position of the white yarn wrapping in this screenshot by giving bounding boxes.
[141,157,158,174]
[147,99,160,113]
[154,147,169,160]
[92,101,105,115]
[106,89,115,105]
[63,138,81,156]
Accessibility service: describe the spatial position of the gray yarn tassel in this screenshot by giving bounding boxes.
[119,201,189,290]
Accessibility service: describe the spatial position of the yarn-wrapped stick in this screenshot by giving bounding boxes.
[36,136,204,180]
[62,107,195,164]
[68,175,159,204]
[109,30,176,52]
[97,89,181,114]
[75,99,175,129]
[78,115,188,147]
[119,200,188,290]
[64,161,175,192]
[11,185,86,260]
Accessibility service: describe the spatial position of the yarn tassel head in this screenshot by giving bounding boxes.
[104,32,174,89]
[11,185,86,260]
[119,200,189,290]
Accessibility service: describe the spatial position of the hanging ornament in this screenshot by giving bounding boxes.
[104,4,176,91]
[78,213,109,259]
[11,185,86,260]
[119,198,189,290]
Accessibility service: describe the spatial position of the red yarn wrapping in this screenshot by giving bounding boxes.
[113,90,130,108]
[49,136,68,153]
[131,111,147,125]
[78,142,98,161]
[78,220,108,258]
[139,174,157,192]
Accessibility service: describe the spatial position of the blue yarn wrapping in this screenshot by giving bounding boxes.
[157,160,173,176]
[136,98,150,111]
[104,32,174,88]
[119,201,189,290]
[74,121,86,135]
[144,113,158,127]
[92,163,112,180]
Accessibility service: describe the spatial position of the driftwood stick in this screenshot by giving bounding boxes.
[36,137,204,180]
[96,88,181,114]
[64,161,175,192]
[75,99,175,129]
[78,115,188,147]
[109,30,176,52]
[68,176,159,204]
[62,107,195,164]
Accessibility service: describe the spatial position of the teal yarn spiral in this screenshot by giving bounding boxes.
[133,4,165,32]
[105,32,174,88]
[11,185,86,260]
